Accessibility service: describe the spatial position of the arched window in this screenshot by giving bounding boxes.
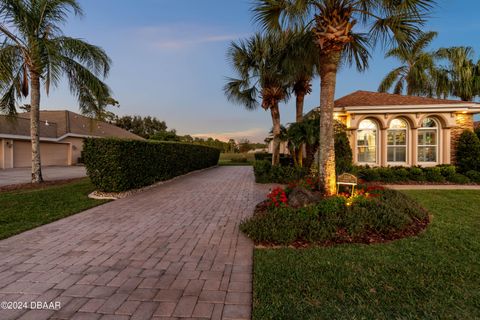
[418,118,439,163]
[388,119,408,163]
[357,119,377,163]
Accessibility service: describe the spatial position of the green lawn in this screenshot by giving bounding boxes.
[219,152,254,166]
[0,179,107,240]
[253,190,480,319]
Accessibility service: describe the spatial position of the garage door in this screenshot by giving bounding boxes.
[13,141,69,168]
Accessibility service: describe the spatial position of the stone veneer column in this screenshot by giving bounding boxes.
[443,128,451,165]
[450,114,474,164]
[380,128,388,167]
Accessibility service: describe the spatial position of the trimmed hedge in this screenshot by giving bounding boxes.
[355,165,480,184]
[253,160,307,184]
[83,138,220,192]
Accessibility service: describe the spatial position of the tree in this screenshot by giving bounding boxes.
[0,0,111,183]
[435,47,480,101]
[114,115,168,139]
[84,96,119,122]
[150,129,180,142]
[224,33,290,165]
[254,0,435,195]
[379,31,437,96]
[455,130,480,173]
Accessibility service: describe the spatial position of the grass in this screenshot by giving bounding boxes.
[253,190,480,319]
[219,152,254,166]
[0,178,107,240]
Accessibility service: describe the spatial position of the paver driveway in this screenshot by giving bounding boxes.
[0,166,271,320]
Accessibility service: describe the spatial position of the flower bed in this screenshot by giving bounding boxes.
[240,178,429,246]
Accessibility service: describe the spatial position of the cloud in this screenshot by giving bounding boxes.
[191,128,267,143]
[135,24,247,50]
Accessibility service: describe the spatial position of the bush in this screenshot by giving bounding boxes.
[456,130,480,173]
[465,170,480,183]
[253,160,307,184]
[408,167,426,181]
[83,138,220,192]
[424,167,445,182]
[240,189,428,245]
[335,130,353,174]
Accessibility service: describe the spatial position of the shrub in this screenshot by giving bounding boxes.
[240,189,428,245]
[424,167,445,182]
[466,170,480,183]
[253,160,273,183]
[408,167,426,181]
[335,130,353,174]
[357,166,380,182]
[254,153,270,161]
[83,138,220,192]
[253,160,307,184]
[456,130,480,173]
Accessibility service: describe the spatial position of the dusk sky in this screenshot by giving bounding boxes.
[42,0,480,142]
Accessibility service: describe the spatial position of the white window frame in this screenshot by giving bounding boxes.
[387,119,409,165]
[417,118,440,166]
[356,119,379,165]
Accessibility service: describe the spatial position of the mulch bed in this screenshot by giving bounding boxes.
[0,178,86,193]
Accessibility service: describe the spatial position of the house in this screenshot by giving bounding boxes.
[0,110,143,169]
[269,91,480,166]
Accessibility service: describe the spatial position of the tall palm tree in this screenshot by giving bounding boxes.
[379,31,437,96]
[0,0,111,183]
[253,0,435,195]
[282,30,319,166]
[434,46,480,101]
[224,33,290,165]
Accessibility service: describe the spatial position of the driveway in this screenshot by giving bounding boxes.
[0,166,87,187]
[0,166,270,320]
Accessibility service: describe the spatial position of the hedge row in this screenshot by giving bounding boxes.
[83,138,220,192]
[355,165,480,184]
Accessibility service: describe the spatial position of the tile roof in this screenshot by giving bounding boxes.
[1,110,143,140]
[335,90,469,108]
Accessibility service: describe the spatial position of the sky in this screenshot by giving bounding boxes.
[41,0,480,142]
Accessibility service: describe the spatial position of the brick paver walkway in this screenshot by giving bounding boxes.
[0,166,270,320]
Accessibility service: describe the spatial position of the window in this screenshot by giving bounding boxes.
[418,118,438,163]
[357,119,377,163]
[388,119,408,163]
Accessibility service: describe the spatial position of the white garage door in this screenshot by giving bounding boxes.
[13,141,69,168]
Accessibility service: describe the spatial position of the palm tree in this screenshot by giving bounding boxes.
[253,0,435,195]
[0,0,111,183]
[434,46,480,101]
[224,33,290,165]
[378,31,437,96]
[282,30,319,166]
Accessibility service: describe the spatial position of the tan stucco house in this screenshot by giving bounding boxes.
[0,110,143,169]
[270,91,480,167]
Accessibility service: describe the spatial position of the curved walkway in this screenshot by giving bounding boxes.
[0,166,270,320]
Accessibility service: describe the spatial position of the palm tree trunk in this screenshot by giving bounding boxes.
[318,52,341,195]
[30,72,43,183]
[270,103,281,166]
[296,93,305,167]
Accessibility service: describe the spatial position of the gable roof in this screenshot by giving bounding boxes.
[334,90,468,108]
[1,110,143,141]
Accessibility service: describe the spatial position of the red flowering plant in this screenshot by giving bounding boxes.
[285,176,319,194]
[267,187,289,208]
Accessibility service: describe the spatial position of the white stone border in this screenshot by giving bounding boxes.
[88,166,219,200]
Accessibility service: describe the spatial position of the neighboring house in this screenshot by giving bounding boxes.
[269,90,480,166]
[0,110,143,169]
